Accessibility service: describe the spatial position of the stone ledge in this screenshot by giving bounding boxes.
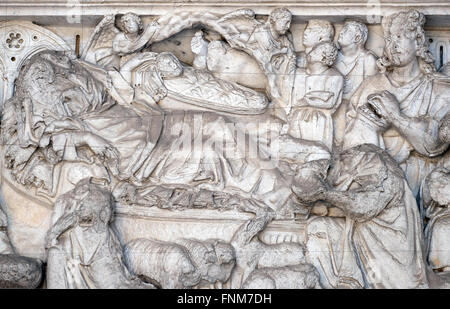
[2,1,450,15]
[2,1,450,27]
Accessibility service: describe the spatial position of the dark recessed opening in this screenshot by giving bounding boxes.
[75,34,80,58]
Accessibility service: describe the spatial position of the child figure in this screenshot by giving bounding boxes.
[288,41,344,152]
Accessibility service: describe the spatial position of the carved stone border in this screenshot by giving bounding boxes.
[1,1,450,20]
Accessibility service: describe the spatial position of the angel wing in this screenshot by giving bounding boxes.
[214,9,260,51]
[81,14,120,65]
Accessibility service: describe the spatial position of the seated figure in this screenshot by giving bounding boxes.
[293,144,429,288]
[46,178,153,289]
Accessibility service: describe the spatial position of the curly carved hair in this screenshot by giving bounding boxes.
[342,20,369,46]
[305,19,335,43]
[377,10,435,74]
[269,7,292,24]
[309,41,338,66]
[117,12,144,34]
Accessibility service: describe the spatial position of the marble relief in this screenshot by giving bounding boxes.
[0,4,449,289]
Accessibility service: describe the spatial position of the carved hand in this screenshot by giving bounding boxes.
[86,135,120,162]
[44,118,84,134]
[367,90,401,122]
[296,185,327,205]
[292,173,328,204]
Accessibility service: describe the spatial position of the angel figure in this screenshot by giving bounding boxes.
[82,12,213,71]
[81,12,230,107]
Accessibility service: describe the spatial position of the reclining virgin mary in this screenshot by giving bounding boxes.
[1,49,329,214]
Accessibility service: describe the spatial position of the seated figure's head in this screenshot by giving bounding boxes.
[303,19,335,51]
[156,52,184,78]
[378,10,435,73]
[338,20,369,49]
[307,41,338,67]
[117,12,143,35]
[269,7,292,36]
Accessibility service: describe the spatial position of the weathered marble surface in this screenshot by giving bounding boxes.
[0,2,449,289]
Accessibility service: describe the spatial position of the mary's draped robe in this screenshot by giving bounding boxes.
[2,51,329,213]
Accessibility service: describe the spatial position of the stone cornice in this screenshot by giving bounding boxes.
[2,1,450,17]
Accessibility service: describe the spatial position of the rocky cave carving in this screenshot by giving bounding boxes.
[0,5,449,289]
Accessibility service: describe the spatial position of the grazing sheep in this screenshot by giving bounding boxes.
[124,238,201,289]
[174,238,235,287]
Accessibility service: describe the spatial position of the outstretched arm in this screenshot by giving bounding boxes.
[294,163,399,222]
[320,186,393,222]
